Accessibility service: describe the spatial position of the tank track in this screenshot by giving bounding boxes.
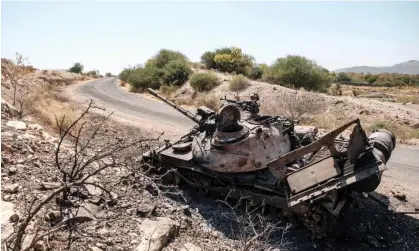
[162,163,339,238]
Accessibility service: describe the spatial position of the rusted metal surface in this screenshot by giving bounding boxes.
[193,120,292,173]
[267,119,361,180]
[287,157,341,194]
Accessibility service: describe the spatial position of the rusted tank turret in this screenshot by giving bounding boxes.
[143,88,396,237]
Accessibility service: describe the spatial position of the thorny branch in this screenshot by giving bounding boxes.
[5,100,159,251]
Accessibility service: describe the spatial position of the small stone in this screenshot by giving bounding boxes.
[89,247,103,251]
[3,183,21,194]
[9,213,19,222]
[40,182,61,190]
[126,208,136,215]
[8,167,17,175]
[45,211,62,222]
[1,143,12,153]
[394,193,407,201]
[95,243,107,249]
[130,239,140,245]
[1,132,14,138]
[358,109,370,115]
[26,145,35,154]
[2,156,11,164]
[2,195,13,201]
[33,243,46,251]
[28,124,43,130]
[180,243,202,251]
[136,203,154,217]
[410,122,419,129]
[6,121,27,130]
[135,217,180,251]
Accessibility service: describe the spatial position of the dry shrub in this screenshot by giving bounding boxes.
[120,81,126,87]
[189,72,220,92]
[329,83,342,96]
[159,85,178,96]
[196,93,222,111]
[396,95,419,104]
[228,74,250,92]
[27,84,79,130]
[260,90,325,121]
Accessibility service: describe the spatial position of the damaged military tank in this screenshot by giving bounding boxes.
[142,88,396,237]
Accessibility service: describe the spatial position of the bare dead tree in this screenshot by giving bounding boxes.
[218,197,290,251]
[3,53,29,106]
[4,100,158,251]
[15,91,32,119]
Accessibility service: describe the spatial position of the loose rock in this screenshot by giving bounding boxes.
[136,203,154,217]
[8,167,17,175]
[135,217,180,251]
[40,182,61,190]
[3,183,21,194]
[6,120,27,130]
[9,213,19,223]
[180,243,202,251]
[89,247,103,251]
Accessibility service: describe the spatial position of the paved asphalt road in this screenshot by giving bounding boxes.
[68,78,419,182]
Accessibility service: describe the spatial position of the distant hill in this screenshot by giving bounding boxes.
[334,60,419,74]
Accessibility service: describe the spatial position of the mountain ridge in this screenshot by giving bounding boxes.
[334,60,419,74]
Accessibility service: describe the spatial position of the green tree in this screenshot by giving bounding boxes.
[201,51,217,69]
[105,72,112,77]
[162,59,192,86]
[200,47,254,75]
[263,55,330,92]
[69,62,84,74]
[145,49,188,69]
[128,67,161,90]
[336,72,351,82]
[87,70,99,78]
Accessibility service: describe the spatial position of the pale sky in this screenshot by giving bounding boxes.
[2,1,419,75]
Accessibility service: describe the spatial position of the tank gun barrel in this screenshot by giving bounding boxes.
[147,88,201,123]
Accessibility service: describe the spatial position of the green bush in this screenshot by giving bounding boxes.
[128,67,162,91]
[119,68,132,82]
[69,62,84,74]
[201,51,217,69]
[190,72,220,92]
[121,49,192,91]
[86,70,99,78]
[145,49,188,69]
[336,72,351,82]
[263,55,330,92]
[162,59,192,86]
[249,66,264,80]
[200,47,254,75]
[229,74,250,92]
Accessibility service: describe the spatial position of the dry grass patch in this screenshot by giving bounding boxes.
[228,74,250,92]
[159,85,178,96]
[396,95,419,104]
[260,90,325,121]
[196,93,222,111]
[26,84,80,131]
